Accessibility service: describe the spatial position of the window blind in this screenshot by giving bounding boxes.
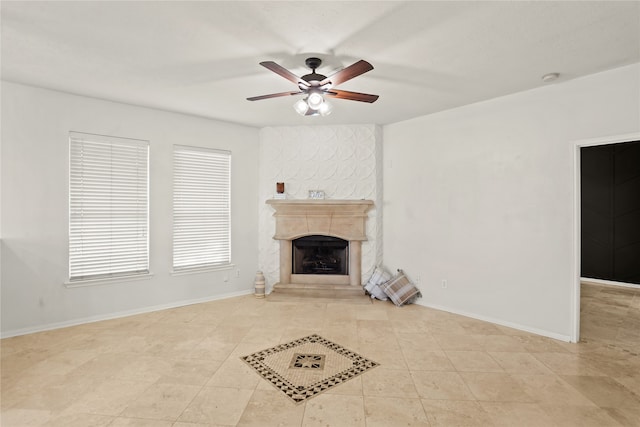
[173,145,231,271]
[69,132,149,281]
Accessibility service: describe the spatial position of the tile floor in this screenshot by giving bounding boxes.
[1,283,639,426]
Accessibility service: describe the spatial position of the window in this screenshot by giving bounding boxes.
[173,145,231,271]
[69,132,149,281]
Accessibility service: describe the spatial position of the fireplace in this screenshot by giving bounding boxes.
[293,235,349,275]
[266,199,373,287]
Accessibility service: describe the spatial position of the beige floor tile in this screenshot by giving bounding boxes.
[301,394,365,427]
[362,368,418,398]
[188,338,238,361]
[410,371,475,400]
[64,352,132,380]
[356,345,407,370]
[240,327,284,346]
[479,335,527,352]
[511,336,570,353]
[364,396,429,427]
[613,374,640,396]
[44,412,114,427]
[541,404,624,426]
[113,355,175,383]
[206,358,262,389]
[583,350,640,377]
[396,332,442,352]
[445,351,504,372]
[0,408,53,426]
[8,375,96,412]
[354,307,389,321]
[389,319,430,334]
[432,333,484,351]
[178,386,253,425]
[426,320,470,336]
[457,319,505,335]
[1,373,71,410]
[532,352,607,376]
[603,406,640,427]
[403,349,456,371]
[357,328,399,349]
[236,389,305,426]
[207,325,252,343]
[278,328,323,343]
[26,349,101,377]
[510,374,596,406]
[230,342,276,358]
[560,375,640,408]
[173,423,228,427]
[356,319,392,332]
[120,382,202,421]
[318,328,359,349]
[324,375,363,396]
[421,399,494,426]
[1,348,55,379]
[488,351,555,375]
[107,417,173,427]
[1,284,638,426]
[150,359,219,387]
[480,402,555,427]
[63,379,152,416]
[459,372,533,402]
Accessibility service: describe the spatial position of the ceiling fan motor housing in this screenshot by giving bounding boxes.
[301,57,327,85]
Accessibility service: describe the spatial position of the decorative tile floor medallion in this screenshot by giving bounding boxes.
[240,334,379,404]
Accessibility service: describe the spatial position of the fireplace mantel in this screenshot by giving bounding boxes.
[266,199,374,287]
[266,199,373,241]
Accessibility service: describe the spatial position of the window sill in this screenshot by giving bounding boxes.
[170,264,235,276]
[64,273,154,288]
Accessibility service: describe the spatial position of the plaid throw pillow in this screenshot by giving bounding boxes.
[381,270,421,306]
[363,266,391,301]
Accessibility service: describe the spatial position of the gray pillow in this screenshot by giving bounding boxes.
[382,270,421,306]
[364,266,391,300]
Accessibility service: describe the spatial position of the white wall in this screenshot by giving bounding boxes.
[383,64,640,340]
[1,82,260,337]
[258,125,382,291]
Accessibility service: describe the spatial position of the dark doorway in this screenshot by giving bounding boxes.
[581,140,640,284]
[292,235,349,275]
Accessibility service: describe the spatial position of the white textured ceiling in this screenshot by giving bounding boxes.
[2,1,639,128]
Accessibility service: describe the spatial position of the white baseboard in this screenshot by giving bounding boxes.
[581,277,640,289]
[1,289,253,339]
[414,300,572,343]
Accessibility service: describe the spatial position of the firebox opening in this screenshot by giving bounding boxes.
[292,235,349,275]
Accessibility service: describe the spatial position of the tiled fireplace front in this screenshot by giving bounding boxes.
[266,199,373,287]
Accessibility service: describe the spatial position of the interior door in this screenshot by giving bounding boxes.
[581,140,640,284]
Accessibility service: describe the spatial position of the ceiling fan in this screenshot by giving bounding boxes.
[247,57,379,116]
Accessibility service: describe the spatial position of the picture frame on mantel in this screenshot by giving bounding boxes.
[308,190,325,199]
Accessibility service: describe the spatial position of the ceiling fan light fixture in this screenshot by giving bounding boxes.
[293,98,309,115]
[318,101,333,116]
[307,92,324,110]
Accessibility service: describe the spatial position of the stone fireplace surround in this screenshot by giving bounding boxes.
[266,199,374,287]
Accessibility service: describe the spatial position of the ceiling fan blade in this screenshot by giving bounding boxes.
[325,89,379,103]
[260,61,309,87]
[320,60,373,87]
[247,91,303,101]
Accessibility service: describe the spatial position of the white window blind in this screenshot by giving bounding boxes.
[69,132,149,281]
[173,145,231,271]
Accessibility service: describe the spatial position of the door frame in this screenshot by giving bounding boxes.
[572,131,640,342]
